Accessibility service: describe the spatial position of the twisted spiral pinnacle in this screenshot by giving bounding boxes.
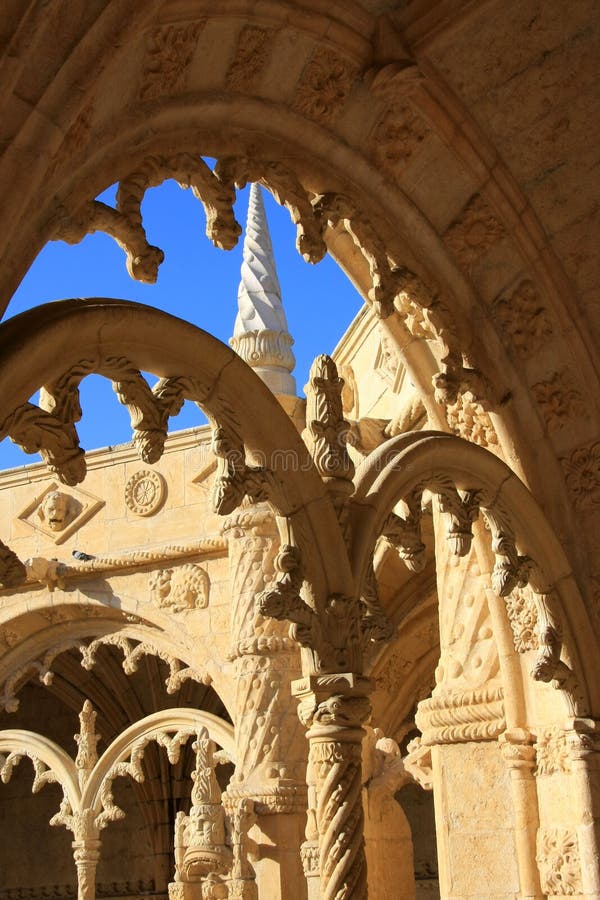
[233,182,292,337]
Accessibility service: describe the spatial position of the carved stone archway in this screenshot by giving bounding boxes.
[0,706,236,900]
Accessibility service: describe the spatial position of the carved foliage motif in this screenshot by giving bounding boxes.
[444,194,506,270]
[532,370,585,432]
[446,391,499,450]
[303,354,355,483]
[493,280,553,359]
[210,423,279,518]
[535,728,570,776]
[294,46,357,124]
[481,502,534,599]
[560,440,600,512]
[371,104,427,179]
[381,492,426,573]
[75,700,100,789]
[139,21,205,100]
[149,563,210,612]
[504,586,539,653]
[258,545,369,674]
[226,26,272,92]
[536,828,582,896]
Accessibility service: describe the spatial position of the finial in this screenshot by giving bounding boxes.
[230,183,296,396]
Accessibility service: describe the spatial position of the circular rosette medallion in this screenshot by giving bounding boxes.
[125,469,166,517]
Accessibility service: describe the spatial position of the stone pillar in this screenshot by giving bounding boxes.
[499,729,543,899]
[222,504,307,899]
[430,739,520,899]
[535,718,600,899]
[363,728,416,900]
[416,685,521,899]
[565,719,600,898]
[292,674,371,900]
[72,839,100,900]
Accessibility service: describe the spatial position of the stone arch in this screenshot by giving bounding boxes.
[0,3,596,614]
[0,297,352,603]
[0,707,236,896]
[351,430,599,717]
[0,609,222,718]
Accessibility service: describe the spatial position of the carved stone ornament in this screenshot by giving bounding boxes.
[294,45,357,125]
[17,481,104,544]
[226,25,271,93]
[125,469,166,516]
[445,390,499,450]
[505,585,539,653]
[560,439,600,512]
[493,280,553,359]
[444,194,506,271]
[535,727,570,776]
[139,21,206,101]
[303,354,355,485]
[370,104,427,180]
[415,684,506,745]
[536,828,583,896]
[149,563,210,612]
[532,370,585,432]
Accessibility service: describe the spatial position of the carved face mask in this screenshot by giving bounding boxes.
[40,491,70,531]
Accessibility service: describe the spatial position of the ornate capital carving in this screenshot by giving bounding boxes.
[229,330,295,375]
[499,729,536,772]
[415,685,506,745]
[292,674,372,736]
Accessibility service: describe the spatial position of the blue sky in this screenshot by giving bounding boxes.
[0,177,364,470]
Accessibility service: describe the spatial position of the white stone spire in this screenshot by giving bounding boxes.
[229,182,296,396]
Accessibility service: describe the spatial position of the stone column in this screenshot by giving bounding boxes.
[72,839,100,900]
[363,728,416,900]
[534,718,600,899]
[292,674,371,900]
[499,729,543,899]
[222,504,307,899]
[416,686,521,900]
[565,718,600,898]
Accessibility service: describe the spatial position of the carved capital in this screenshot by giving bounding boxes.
[564,718,600,768]
[292,674,372,738]
[229,329,295,375]
[499,729,536,772]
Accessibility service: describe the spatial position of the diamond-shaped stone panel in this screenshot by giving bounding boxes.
[18,481,105,544]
